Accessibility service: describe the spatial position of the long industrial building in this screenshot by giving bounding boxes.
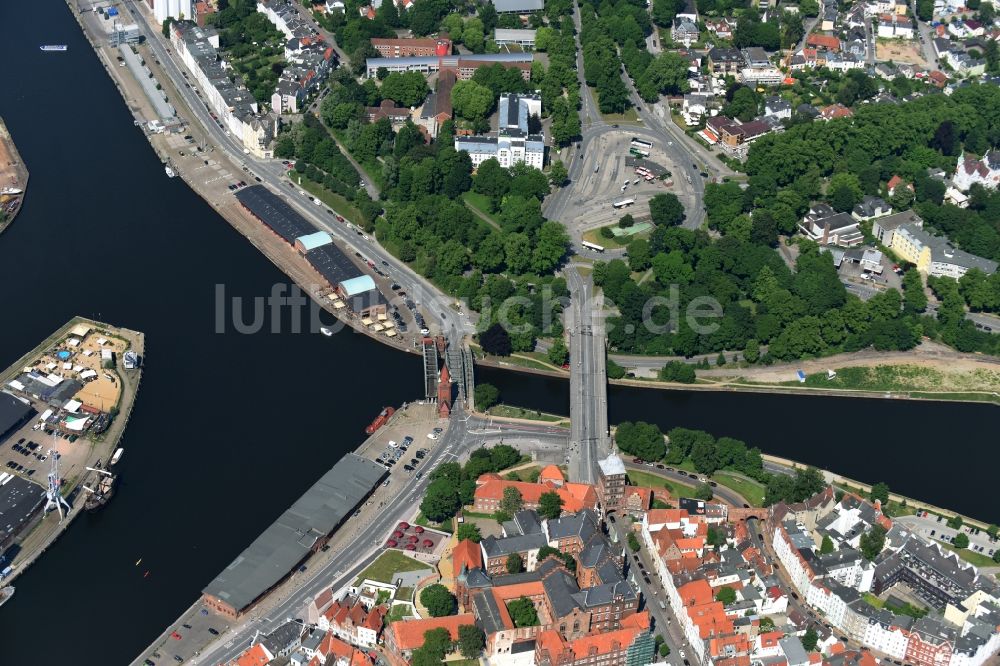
[365,52,533,79]
[201,453,386,618]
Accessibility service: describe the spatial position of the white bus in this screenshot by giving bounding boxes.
[612,198,636,208]
[581,241,606,252]
[630,138,652,157]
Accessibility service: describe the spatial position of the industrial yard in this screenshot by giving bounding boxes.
[0,318,144,584]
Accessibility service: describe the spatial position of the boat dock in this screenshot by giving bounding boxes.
[0,116,29,234]
[0,318,144,586]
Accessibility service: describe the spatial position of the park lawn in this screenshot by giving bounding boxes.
[583,227,631,250]
[504,465,542,482]
[626,469,696,499]
[298,178,365,225]
[415,512,453,533]
[592,91,641,124]
[486,404,568,424]
[940,541,998,568]
[773,365,1000,399]
[396,586,415,602]
[462,192,501,226]
[354,550,430,586]
[713,471,766,507]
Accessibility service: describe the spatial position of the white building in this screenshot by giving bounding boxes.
[455,93,544,169]
[154,0,193,23]
[953,151,1000,192]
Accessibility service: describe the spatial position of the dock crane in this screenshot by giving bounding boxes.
[85,466,114,477]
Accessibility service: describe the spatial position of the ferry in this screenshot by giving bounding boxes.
[39,45,68,52]
[0,586,13,609]
[164,165,176,178]
[110,448,124,465]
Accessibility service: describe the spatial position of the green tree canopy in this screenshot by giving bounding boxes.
[420,584,458,617]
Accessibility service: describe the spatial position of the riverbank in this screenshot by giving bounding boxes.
[64,0,423,359]
[0,317,144,585]
[0,116,29,233]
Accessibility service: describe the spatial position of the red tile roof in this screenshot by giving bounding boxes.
[390,614,476,651]
[806,34,841,51]
[453,538,484,573]
[232,644,273,666]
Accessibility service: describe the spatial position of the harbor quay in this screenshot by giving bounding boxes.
[65,0,433,358]
[0,116,29,233]
[131,401,452,666]
[0,317,144,587]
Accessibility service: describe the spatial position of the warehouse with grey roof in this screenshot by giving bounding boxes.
[201,453,386,617]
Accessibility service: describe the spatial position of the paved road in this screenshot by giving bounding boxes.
[910,0,940,69]
[621,461,750,507]
[138,412,568,666]
[123,0,470,350]
[566,266,609,484]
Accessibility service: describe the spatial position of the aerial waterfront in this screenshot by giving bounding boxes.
[4,0,1000,664]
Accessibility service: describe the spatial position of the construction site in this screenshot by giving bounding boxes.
[0,318,144,584]
[0,116,29,233]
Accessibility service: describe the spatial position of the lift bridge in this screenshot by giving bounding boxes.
[421,337,474,407]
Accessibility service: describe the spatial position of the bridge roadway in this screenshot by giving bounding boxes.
[566,266,610,485]
[132,411,569,666]
[121,0,471,354]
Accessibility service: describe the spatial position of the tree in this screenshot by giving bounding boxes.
[507,596,538,626]
[539,491,565,519]
[421,478,460,522]
[859,525,887,560]
[659,361,696,383]
[723,86,760,123]
[820,534,835,554]
[547,338,569,366]
[828,172,863,212]
[419,627,454,662]
[649,193,686,226]
[500,486,524,516]
[614,421,666,460]
[421,584,458,617]
[902,270,927,314]
[870,482,890,505]
[457,624,486,659]
[380,71,430,107]
[451,80,495,120]
[759,616,776,631]
[627,532,641,552]
[161,17,173,38]
[694,482,714,500]
[947,515,964,530]
[994,550,1000,564]
[802,626,819,652]
[506,552,525,574]
[549,160,568,187]
[953,532,970,549]
[475,382,500,411]
[480,323,512,356]
[707,525,726,546]
[457,522,482,543]
[715,586,737,605]
[744,339,760,363]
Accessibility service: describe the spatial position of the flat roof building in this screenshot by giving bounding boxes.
[491,0,544,12]
[202,454,386,618]
[494,28,537,48]
[0,392,34,445]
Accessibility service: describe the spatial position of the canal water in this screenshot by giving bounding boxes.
[477,365,1000,524]
[1,1,998,664]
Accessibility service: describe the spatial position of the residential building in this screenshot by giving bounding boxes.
[798,203,864,247]
[318,594,387,648]
[672,19,700,47]
[705,18,736,40]
[707,47,743,76]
[364,99,413,127]
[703,116,776,159]
[257,0,316,41]
[370,36,451,58]
[682,94,709,126]
[878,14,915,39]
[888,223,998,278]
[851,195,891,221]
[871,210,922,246]
[819,103,854,121]
[807,33,841,51]
[494,28,537,49]
[455,93,545,169]
[480,510,549,573]
[764,95,792,119]
[169,21,275,158]
[953,151,1000,191]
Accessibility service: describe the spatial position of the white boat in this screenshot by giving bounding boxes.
[0,187,23,195]
[40,45,68,52]
[0,586,14,609]
[320,327,333,337]
[165,166,176,178]
[110,448,124,465]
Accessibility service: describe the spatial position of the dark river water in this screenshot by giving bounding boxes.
[0,1,998,664]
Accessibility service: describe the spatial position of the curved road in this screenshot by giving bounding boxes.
[123,0,470,349]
